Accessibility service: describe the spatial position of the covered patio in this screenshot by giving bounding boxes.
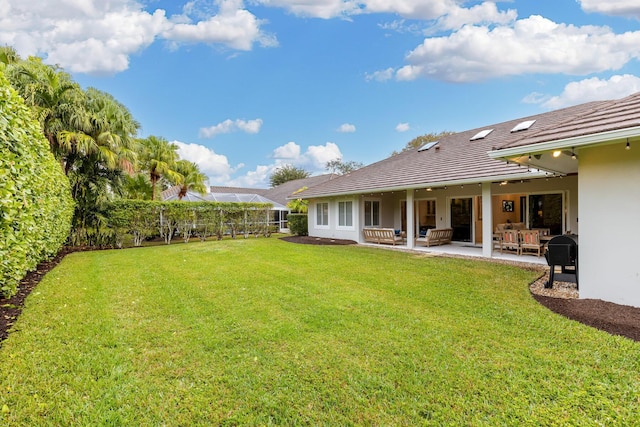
[360,239,549,266]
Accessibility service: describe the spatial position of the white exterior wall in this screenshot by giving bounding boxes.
[308,176,578,245]
[308,197,361,241]
[579,144,640,308]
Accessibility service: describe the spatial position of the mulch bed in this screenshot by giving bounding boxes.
[279,236,357,245]
[2,238,639,345]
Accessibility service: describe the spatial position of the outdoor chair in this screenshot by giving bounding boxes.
[519,229,544,257]
[500,229,520,255]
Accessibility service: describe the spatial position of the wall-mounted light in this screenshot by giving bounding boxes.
[626,139,631,150]
[553,150,562,158]
[426,187,432,192]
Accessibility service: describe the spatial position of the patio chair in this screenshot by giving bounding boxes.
[520,229,544,257]
[500,229,520,255]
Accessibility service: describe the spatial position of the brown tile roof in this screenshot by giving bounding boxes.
[210,174,336,205]
[299,92,640,199]
[496,93,640,149]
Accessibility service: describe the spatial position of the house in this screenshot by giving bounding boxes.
[209,174,336,231]
[297,93,640,308]
[161,174,336,232]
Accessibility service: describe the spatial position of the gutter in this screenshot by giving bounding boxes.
[488,125,640,159]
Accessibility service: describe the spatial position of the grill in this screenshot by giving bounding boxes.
[544,234,579,289]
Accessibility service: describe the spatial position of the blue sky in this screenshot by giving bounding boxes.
[3,1,640,188]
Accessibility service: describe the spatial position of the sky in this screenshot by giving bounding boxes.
[3,1,640,188]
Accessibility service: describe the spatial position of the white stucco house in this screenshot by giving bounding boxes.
[297,93,640,308]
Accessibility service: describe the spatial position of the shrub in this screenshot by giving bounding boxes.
[288,213,308,236]
[103,200,273,247]
[0,72,74,297]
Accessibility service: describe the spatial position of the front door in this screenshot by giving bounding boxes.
[451,198,472,242]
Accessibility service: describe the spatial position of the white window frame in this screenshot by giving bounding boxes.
[364,200,380,228]
[337,201,354,230]
[315,202,329,229]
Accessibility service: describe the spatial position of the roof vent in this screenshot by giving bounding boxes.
[511,120,536,133]
[418,141,439,152]
[470,129,493,141]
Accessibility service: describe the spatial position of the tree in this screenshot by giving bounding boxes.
[173,159,208,199]
[326,159,364,175]
[138,136,181,200]
[269,164,310,187]
[391,131,455,156]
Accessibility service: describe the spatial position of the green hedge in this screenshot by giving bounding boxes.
[0,72,74,297]
[105,200,274,247]
[287,213,308,236]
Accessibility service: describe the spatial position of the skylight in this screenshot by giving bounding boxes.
[470,129,493,141]
[511,120,536,133]
[418,141,439,151]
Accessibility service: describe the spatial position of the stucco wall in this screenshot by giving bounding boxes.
[579,143,640,307]
[307,176,578,245]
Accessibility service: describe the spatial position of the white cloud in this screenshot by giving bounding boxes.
[306,142,342,169]
[272,141,342,169]
[578,0,640,19]
[163,0,274,50]
[396,15,640,83]
[254,0,360,19]
[365,67,395,82]
[526,74,640,110]
[199,118,263,138]
[0,0,273,75]
[226,164,273,187]
[430,2,516,33]
[272,141,301,159]
[172,140,238,182]
[337,123,356,133]
[396,122,410,132]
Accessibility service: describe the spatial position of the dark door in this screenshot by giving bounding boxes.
[451,198,472,242]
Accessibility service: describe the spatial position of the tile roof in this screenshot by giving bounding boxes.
[210,174,336,205]
[495,92,640,149]
[298,92,640,199]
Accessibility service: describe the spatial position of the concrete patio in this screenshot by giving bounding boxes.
[361,241,549,266]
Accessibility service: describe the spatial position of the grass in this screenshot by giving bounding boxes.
[1,238,639,425]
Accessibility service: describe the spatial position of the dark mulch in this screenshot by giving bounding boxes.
[279,235,357,245]
[0,249,69,343]
[532,294,640,342]
[2,239,639,346]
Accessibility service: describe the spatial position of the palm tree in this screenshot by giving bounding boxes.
[173,160,208,200]
[138,136,182,200]
[5,57,87,162]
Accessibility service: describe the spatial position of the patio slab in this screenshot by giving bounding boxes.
[360,241,549,266]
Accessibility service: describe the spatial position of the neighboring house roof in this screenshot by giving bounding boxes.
[205,192,288,210]
[161,186,208,202]
[210,174,336,206]
[161,185,287,210]
[298,93,640,199]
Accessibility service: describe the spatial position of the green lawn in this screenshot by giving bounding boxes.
[1,238,639,425]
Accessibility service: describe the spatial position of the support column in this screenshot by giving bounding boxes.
[482,182,493,258]
[406,189,415,249]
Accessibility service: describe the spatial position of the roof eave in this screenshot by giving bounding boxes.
[488,125,640,160]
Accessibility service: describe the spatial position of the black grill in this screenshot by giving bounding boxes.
[544,234,578,289]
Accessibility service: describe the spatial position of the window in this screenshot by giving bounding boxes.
[316,202,329,227]
[338,201,353,227]
[364,200,380,227]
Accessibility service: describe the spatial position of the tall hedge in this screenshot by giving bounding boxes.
[0,72,74,297]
